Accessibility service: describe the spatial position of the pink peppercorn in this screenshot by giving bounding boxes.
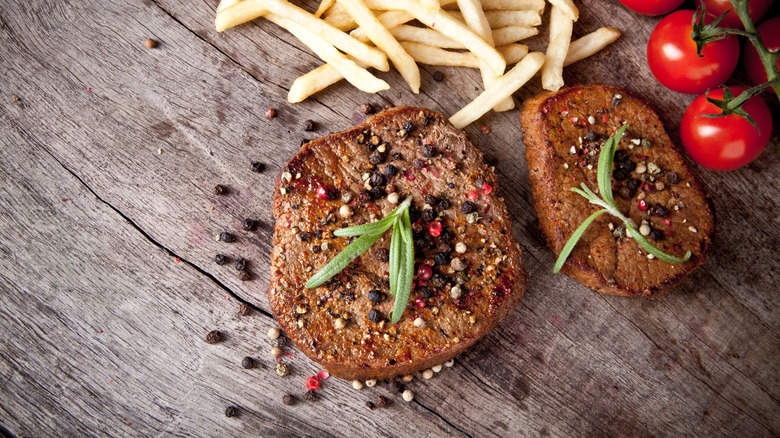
[316,185,337,200]
[265,107,276,118]
[481,184,493,195]
[417,264,432,280]
[638,199,648,211]
[468,190,479,200]
[481,125,491,134]
[428,221,442,237]
[415,299,426,308]
[306,376,320,391]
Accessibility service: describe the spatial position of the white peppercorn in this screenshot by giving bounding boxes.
[402,389,414,402]
[268,327,281,340]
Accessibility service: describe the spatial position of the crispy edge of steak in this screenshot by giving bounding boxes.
[520,84,714,298]
[269,106,528,380]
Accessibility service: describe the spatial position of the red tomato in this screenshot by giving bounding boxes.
[696,0,774,29]
[743,15,780,90]
[647,10,740,94]
[619,0,685,16]
[681,87,773,171]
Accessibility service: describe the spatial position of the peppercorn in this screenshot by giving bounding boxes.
[357,189,371,203]
[360,103,373,114]
[225,406,238,417]
[417,264,432,280]
[368,309,382,323]
[434,252,450,265]
[368,289,384,303]
[265,107,276,118]
[437,199,450,210]
[220,232,235,243]
[304,390,318,402]
[250,161,265,173]
[420,144,434,157]
[317,185,338,200]
[215,254,227,265]
[205,330,222,344]
[276,337,287,347]
[235,258,247,271]
[375,248,389,262]
[617,160,636,172]
[392,152,403,160]
[613,169,629,181]
[614,149,628,162]
[298,232,311,242]
[241,356,255,369]
[213,184,225,195]
[419,287,432,298]
[403,120,415,133]
[387,380,403,394]
[374,396,389,408]
[383,164,397,176]
[369,187,385,199]
[241,218,255,231]
[238,271,251,281]
[584,131,597,142]
[311,245,321,254]
[649,229,664,241]
[369,151,384,164]
[370,172,386,187]
[413,159,425,169]
[666,171,680,184]
[421,209,436,222]
[303,119,314,131]
[626,178,641,193]
[282,394,295,406]
[238,303,252,316]
[460,201,476,214]
[432,71,444,82]
[276,363,290,377]
[655,205,669,217]
[451,257,466,271]
[366,401,375,410]
[423,194,436,205]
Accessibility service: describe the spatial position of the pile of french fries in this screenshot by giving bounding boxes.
[215,0,620,128]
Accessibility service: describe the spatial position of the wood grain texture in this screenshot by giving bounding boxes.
[1,0,778,436]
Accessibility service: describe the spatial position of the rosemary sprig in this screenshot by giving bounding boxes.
[305,197,415,324]
[553,123,692,274]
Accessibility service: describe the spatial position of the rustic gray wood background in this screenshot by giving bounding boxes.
[1,0,778,436]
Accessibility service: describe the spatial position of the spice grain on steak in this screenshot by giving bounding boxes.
[269,106,527,380]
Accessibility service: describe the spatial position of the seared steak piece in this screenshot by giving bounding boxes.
[270,106,528,380]
[521,84,714,298]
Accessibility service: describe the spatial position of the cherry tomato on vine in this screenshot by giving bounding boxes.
[743,15,780,91]
[618,0,685,16]
[680,87,773,171]
[647,10,740,94]
[696,0,774,29]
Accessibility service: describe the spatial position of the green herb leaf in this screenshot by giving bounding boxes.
[553,209,607,274]
[597,123,627,208]
[626,224,692,264]
[305,231,385,288]
[334,198,413,237]
[392,209,415,323]
[388,216,401,296]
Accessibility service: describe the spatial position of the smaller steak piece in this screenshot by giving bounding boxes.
[270,107,528,380]
[520,84,714,298]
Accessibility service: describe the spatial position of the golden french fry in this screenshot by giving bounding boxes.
[448,10,542,28]
[497,43,529,64]
[271,15,389,95]
[323,2,357,31]
[289,64,345,103]
[492,26,538,45]
[314,0,335,17]
[388,25,537,48]
[480,0,544,11]
[564,27,621,66]
[400,42,480,68]
[217,0,243,13]
[336,0,420,93]
[215,1,267,31]
[248,0,388,71]
[541,5,572,92]
[449,52,545,129]
[548,0,578,21]
[419,0,441,11]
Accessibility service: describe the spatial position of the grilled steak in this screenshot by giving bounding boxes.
[270,106,528,380]
[521,84,714,297]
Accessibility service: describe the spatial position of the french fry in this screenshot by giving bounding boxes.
[492,25,538,45]
[271,15,390,95]
[541,5,572,91]
[248,0,389,71]
[215,1,267,31]
[217,0,243,13]
[479,0,544,11]
[548,0,578,21]
[388,25,537,48]
[289,59,372,103]
[563,27,621,66]
[449,10,542,28]
[323,2,358,31]
[449,52,545,129]
[337,0,420,93]
[401,42,527,67]
[314,0,335,17]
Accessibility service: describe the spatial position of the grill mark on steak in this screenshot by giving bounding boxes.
[270,106,528,380]
[521,84,714,298]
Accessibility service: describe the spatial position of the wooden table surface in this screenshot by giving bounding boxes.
[2,0,779,436]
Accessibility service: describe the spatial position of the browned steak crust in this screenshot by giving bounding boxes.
[270,106,528,380]
[521,84,714,298]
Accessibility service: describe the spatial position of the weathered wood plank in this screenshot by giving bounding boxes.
[0,0,778,436]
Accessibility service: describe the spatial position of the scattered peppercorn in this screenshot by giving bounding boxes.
[375,396,389,408]
[420,144,434,157]
[392,152,403,160]
[144,38,157,49]
[316,185,338,200]
[460,201,476,214]
[241,356,255,369]
[241,219,255,231]
[282,394,295,405]
[220,232,235,243]
[250,161,265,173]
[387,380,403,394]
[299,232,311,242]
[666,171,679,184]
[424,194,437,205]
[421,209,436,222]
[311,245,321,254]
[437,199,450,210]
[383,164,397,176]
[304,390,318,402]
[368,309,382,323]
[374,248,389,262]
[238,303,252,316]
[368,289,384,303]
[276,363,290,377]
[617,160,636,172]
[613,169,629,180]
[205,330,222,344]
[213,184,226,195]
[481,125,490,134]
[215,254,227,265]
[370,172,386,187]
[649,229,663,241]
[238,270,251,281]
[224,406,238,417]
[360,103,373,114]
[584,130,597,142]
[235,258,247,271]
[265,107,276,118]
[432,71,444,82]
[369,151,384,165]
[303,119,314,131]
[434,252,450,265]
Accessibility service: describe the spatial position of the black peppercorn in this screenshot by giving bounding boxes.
[371,172,386,187]
[235,258,247,271]
[311,245,321,254]
[432,71,444,82]
[584,131,597,142]
[421,209,436,222]
[420,144,434,157]
[369,151,384,164]
[366,401,375,410]
[369,187,385,199]
[437,199,450,210]
[375,248,389,262]
[424,194,437,205]
[299,232,311,242]
[303,119,314,131]
[387,380,403,394]
[384,164,397,176]
[413,158,425,168]
[655,205,669,217]
[423,116,433,126]
[614,149,628,162]
[434,252,450,265]
[304,390,318,402]
[626,178,641,194]
[368,289,384,303]
[238,303,252,316]
[617,160,636,172]
[460,201,476,214]
[360,103,373,114]
[357,190,372,203]
[368,309,382,323]
[205,330,222,344]
[238,271,251,281]
[613,169,630,180]
[241,356,254,369]
[419,287,432,299]
[220,232,235,243]
[666,171,680,184]
[241,219,255,231]
[213,184,226,195]
[282,394,295,406]
[374,396,389,408]
[250,161,265,173]
[403,120,415,133]
[225,406,238,417]
[215,254,227,265]
[649,229,663,241]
